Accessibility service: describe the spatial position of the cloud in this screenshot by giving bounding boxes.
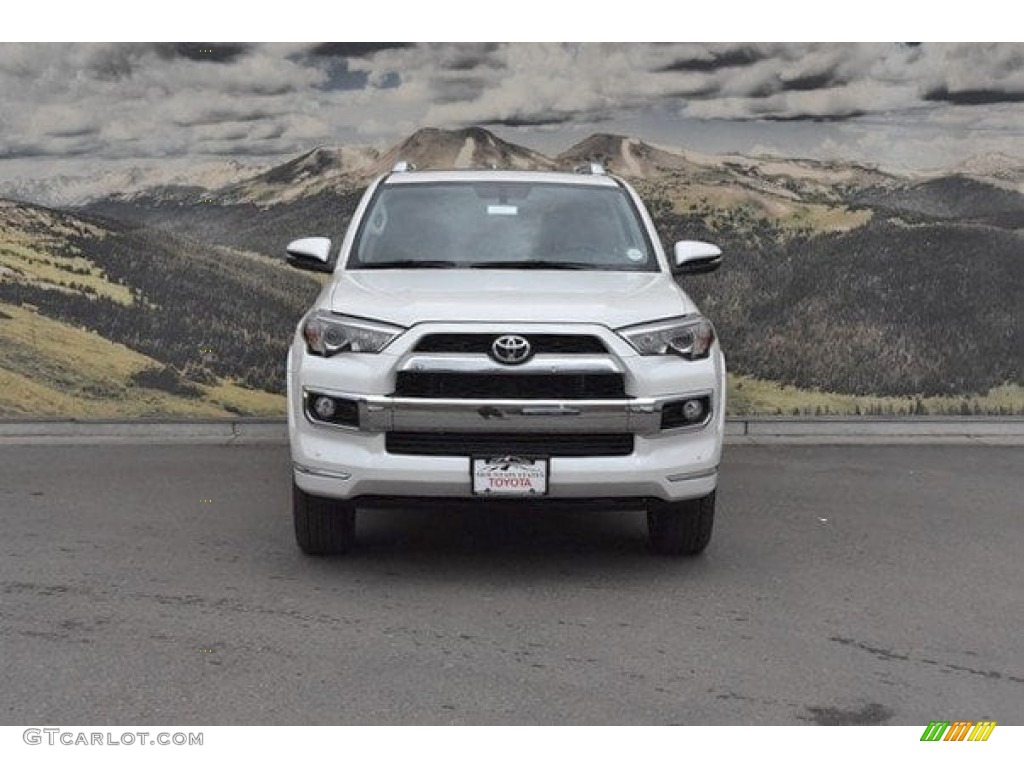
[923,86,1024,105]
[914,43,1024,103]
[0,42,1020,173]
[681,80,921,122]
[441,43,505,72]
[657,45,767,73]
[429,74,491,104]
[308,42,413,58]
[154,43,251,63]
[779,71,846,93]
[762,111,867,123]
[171,107,276,128]
[483,112,581,128]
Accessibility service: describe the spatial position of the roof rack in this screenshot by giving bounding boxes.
[391,160,416,173]
[573,162,606,176]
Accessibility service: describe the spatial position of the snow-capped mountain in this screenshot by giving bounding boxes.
[0,158,268,207]
[949,152,1024,193]
[373,126,557,175]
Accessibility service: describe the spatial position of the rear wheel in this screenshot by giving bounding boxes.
[647,491,715,556]
[293,481,356,555]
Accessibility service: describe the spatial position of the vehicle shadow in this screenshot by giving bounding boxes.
[294,502,722,583]
[355,504,648,559]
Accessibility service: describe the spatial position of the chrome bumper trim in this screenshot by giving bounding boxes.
[398,354,624,375]
[666,467,719,482]
[292,462,353,481]
[302,387,714,435]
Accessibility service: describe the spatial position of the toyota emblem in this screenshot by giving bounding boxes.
[491,334,532,365]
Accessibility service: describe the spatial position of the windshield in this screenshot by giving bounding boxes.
[349,181,657,271]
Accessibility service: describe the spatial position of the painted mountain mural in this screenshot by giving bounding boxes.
[2,127,1021,417]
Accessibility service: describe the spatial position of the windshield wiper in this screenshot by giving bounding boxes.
[358,260,466,269]
[470,261,595,270]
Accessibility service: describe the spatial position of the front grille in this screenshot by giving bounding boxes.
[413,333,607,355]
[386,432,635,457]
[394,372,626,399]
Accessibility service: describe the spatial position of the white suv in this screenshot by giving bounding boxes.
[285,164,725,556]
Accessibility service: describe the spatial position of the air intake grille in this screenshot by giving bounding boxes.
[394,372,626,399]
[385,432,634,457]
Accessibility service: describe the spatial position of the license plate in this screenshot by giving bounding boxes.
[472,456,548,496]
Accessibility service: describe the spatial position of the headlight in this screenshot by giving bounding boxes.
[302,311,404,356]
[618,315,716,359]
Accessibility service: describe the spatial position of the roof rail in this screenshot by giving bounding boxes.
[574,162,606,176]
[391,160,416,173]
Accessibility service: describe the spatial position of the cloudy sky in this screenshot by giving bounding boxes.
[1,42,1022,182]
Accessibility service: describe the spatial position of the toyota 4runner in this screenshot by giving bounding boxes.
[286,162,725,556]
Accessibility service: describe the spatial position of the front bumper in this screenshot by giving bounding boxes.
[291,428,720,502]
[288,321,725,503]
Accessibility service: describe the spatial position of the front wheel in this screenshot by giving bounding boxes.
[647,491,716,556]
[293,481,356,555]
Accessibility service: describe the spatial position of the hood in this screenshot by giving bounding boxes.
[326,270,695,328]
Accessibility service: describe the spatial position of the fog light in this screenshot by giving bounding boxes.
[682,398,704,421]
[660,395,711,430]
[312,395,337,420]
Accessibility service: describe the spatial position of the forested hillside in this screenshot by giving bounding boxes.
[85,188,364,262]
[1,201,320,397]
[852,176,1024,229]
[655,206,1021,396]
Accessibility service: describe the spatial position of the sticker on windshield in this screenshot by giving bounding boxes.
[487,204,518,216]
[368,207,387,234]
[626,248,644,262]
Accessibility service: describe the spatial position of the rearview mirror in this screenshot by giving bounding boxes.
[672,241,722,275]
[286,237,334,273]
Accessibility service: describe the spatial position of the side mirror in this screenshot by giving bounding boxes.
[672,240,722,275]
[286,237,334,273]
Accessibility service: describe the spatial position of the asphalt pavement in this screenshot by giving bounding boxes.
[1,443,1021,724]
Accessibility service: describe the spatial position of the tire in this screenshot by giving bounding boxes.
[647,491,715,556]
[293,481,356,555]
